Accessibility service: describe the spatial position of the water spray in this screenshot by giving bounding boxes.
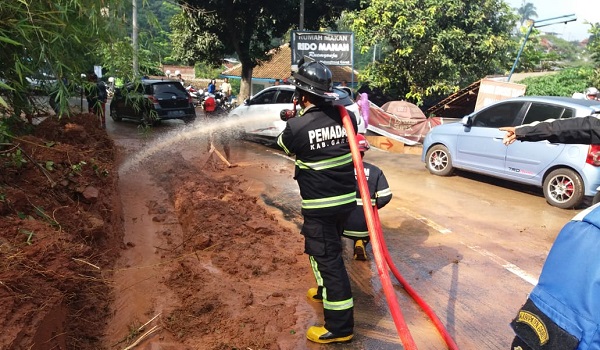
[118,113,276,174]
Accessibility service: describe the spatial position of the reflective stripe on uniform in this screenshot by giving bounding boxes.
[377,188,392,198]
[309,256,327,300]
[309,256,353,311]
[277,135,291,155]
[309,256,324,287]
[296,153,353,171]
[356,198,376,206]
[343,229,369,238]
[324,297,354,311]
[302,192,356,209]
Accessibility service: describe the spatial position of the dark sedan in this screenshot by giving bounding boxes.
[110,79,196,125]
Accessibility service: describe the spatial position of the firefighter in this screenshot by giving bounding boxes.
[343,133,392,261]
[277,57,358,344]
[501,119,600,349]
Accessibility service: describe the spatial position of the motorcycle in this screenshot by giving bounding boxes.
[214,91,226,109]
[186,85,203,107]
[202,90,233,113]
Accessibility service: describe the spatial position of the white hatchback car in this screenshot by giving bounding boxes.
[228,85,366,141]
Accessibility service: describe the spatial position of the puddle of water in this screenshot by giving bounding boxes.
[105,168,182,346]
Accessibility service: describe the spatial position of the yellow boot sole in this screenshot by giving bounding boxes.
[306,326,353,343]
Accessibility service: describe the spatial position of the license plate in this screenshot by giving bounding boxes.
[167,110,185,117]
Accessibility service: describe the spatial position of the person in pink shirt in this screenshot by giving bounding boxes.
[356,93,370,128]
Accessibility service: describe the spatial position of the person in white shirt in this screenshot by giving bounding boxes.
[220,78,232,99]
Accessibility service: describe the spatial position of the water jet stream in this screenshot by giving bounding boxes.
[118,113,279,174]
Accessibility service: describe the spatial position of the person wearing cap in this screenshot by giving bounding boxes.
[500,120,600,349]
[343,134,392,260]
[277,57,359,344]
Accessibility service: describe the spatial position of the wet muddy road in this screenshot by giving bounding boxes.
[104,115,575,349]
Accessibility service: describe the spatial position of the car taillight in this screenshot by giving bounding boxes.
[147,95,158,104]
[586,145,600,166]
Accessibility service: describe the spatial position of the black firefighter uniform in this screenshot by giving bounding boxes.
[277,103,358,337]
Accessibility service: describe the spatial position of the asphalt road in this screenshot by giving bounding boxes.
[105,113,578,349]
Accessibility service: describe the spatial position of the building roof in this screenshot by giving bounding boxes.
[426,80,481,118]
[221,43,358,84]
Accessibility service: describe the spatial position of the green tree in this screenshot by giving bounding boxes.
[171,0,359,100]
[587,23,600,87]
[0,0,123,118]
[516,1,538,26]
[129,0,180,65]
[519,67,595,96]
[510,30,588,74]
[346,0,519,105]
[517,23,600,95]
[98,38,162,83]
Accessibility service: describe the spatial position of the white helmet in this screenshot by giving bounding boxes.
[585,87,599,100]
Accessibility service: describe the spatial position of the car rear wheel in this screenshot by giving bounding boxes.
[543,168,584,209]
[426,144,454,176]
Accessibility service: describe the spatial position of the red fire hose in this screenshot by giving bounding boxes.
[336,105,458,350]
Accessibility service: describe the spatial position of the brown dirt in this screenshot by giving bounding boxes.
[0,113,121,349]
[0,115,318,350]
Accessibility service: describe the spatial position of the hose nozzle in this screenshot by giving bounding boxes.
[280,98,298,121]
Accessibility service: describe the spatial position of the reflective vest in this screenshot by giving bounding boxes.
[277,104,358,217]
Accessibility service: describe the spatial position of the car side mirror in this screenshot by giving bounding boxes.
[244,98,250,106]
[461,115,472,127]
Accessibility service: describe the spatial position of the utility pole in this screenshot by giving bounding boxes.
[507,14,576,82]
[372,44,377,63]
[132,0,139,78]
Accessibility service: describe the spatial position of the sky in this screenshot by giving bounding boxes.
[505,0,600,41]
